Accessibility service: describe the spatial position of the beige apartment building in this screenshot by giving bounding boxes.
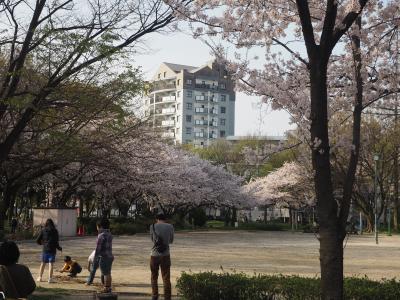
[144,60,235,147]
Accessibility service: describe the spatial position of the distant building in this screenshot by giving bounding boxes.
[144,60,235,147]
[226,135,287,145]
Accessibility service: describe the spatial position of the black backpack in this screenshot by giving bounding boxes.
[152,224,167,253]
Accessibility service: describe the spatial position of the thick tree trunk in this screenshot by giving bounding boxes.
[310,59,344,299]
[319,227,344,300]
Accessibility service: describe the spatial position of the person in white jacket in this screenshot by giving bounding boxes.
[85,250,103,285]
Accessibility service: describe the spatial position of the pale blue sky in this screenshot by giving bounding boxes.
[134,31,295,136]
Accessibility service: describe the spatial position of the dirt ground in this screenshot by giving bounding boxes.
[16,230,400,295]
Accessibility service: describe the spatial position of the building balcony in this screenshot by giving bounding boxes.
[195,95,206,101]
[150,81,176,92]
[162,107,176,114]
[161,120,175,127]
[195,120,207,125]
[162,96,176,103]
[209,121,218,127]
[162,132,175,138]
[195,132,206,138]
[195,107,208,114]
[195,83,218,90]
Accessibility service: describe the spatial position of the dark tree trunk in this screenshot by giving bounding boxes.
[230,207,237,227]
[310,57,345,299]
[0,186,18,238]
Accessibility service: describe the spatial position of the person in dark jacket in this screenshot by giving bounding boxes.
[10,218,17,234]
[0,240,36,298]
[36,219,62,283]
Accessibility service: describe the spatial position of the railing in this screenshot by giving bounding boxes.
[162,132,175,138]
[162,96,176,102]
[195,107,208,113]
[161,120,175,126]
[195,83,211,89]
[195,83,218,89]
[150,81,176,92]
[210,97,218,103]
[195,120,207,125]
[195,132,206,138]
[195,95,206,101]
[162,108,176,114]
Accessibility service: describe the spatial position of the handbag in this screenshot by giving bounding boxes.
[0,265,20,299]
[152,224,167,253]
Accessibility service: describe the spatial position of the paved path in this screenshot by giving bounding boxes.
[33,292,179,299]
[18,230,400,296]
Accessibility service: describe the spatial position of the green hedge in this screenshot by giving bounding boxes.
[176,272,400,300]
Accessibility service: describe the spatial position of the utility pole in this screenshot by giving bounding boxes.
[374,154,379,245]
[393,29,399,232]
[207,91,210,146]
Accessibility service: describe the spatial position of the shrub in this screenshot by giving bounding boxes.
[176,272,400,300]
[189,208,208,227]
[238,222,292,231]
[77,217,98,234]
[110,222,138,235]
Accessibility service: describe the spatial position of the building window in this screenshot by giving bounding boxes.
[163,71,167,78]
[220,94,226,102]
[186,79,192,84]
[177,104,180,110]
[220,130,226,138]
[186,127,192,134]
[220,83,226,89]
[220,106,226,114]
[177,79,181,86]
[158,73,161,79]
[177,115,180,122]
[177,91,181,97]
[220,118,226,125]
[186,140,192,144]
[176,127,180,134]
[186,115,192,123]
[186,103,192,110]
[187,90,193,98]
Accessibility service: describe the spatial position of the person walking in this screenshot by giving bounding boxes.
[150,213,174,300]
[36,219,62,283]
[94,218,114,293]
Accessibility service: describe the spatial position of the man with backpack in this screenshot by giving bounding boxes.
[150,213,174,300]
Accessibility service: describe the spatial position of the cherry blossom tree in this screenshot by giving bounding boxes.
[176,0,399,297]
[44,133,248,219]
[244,162,314,209]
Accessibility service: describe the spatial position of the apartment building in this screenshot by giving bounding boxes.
[144,60,235,147]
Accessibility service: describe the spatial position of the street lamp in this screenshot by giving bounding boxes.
[388,204,392,236]
[374,154,379,244]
